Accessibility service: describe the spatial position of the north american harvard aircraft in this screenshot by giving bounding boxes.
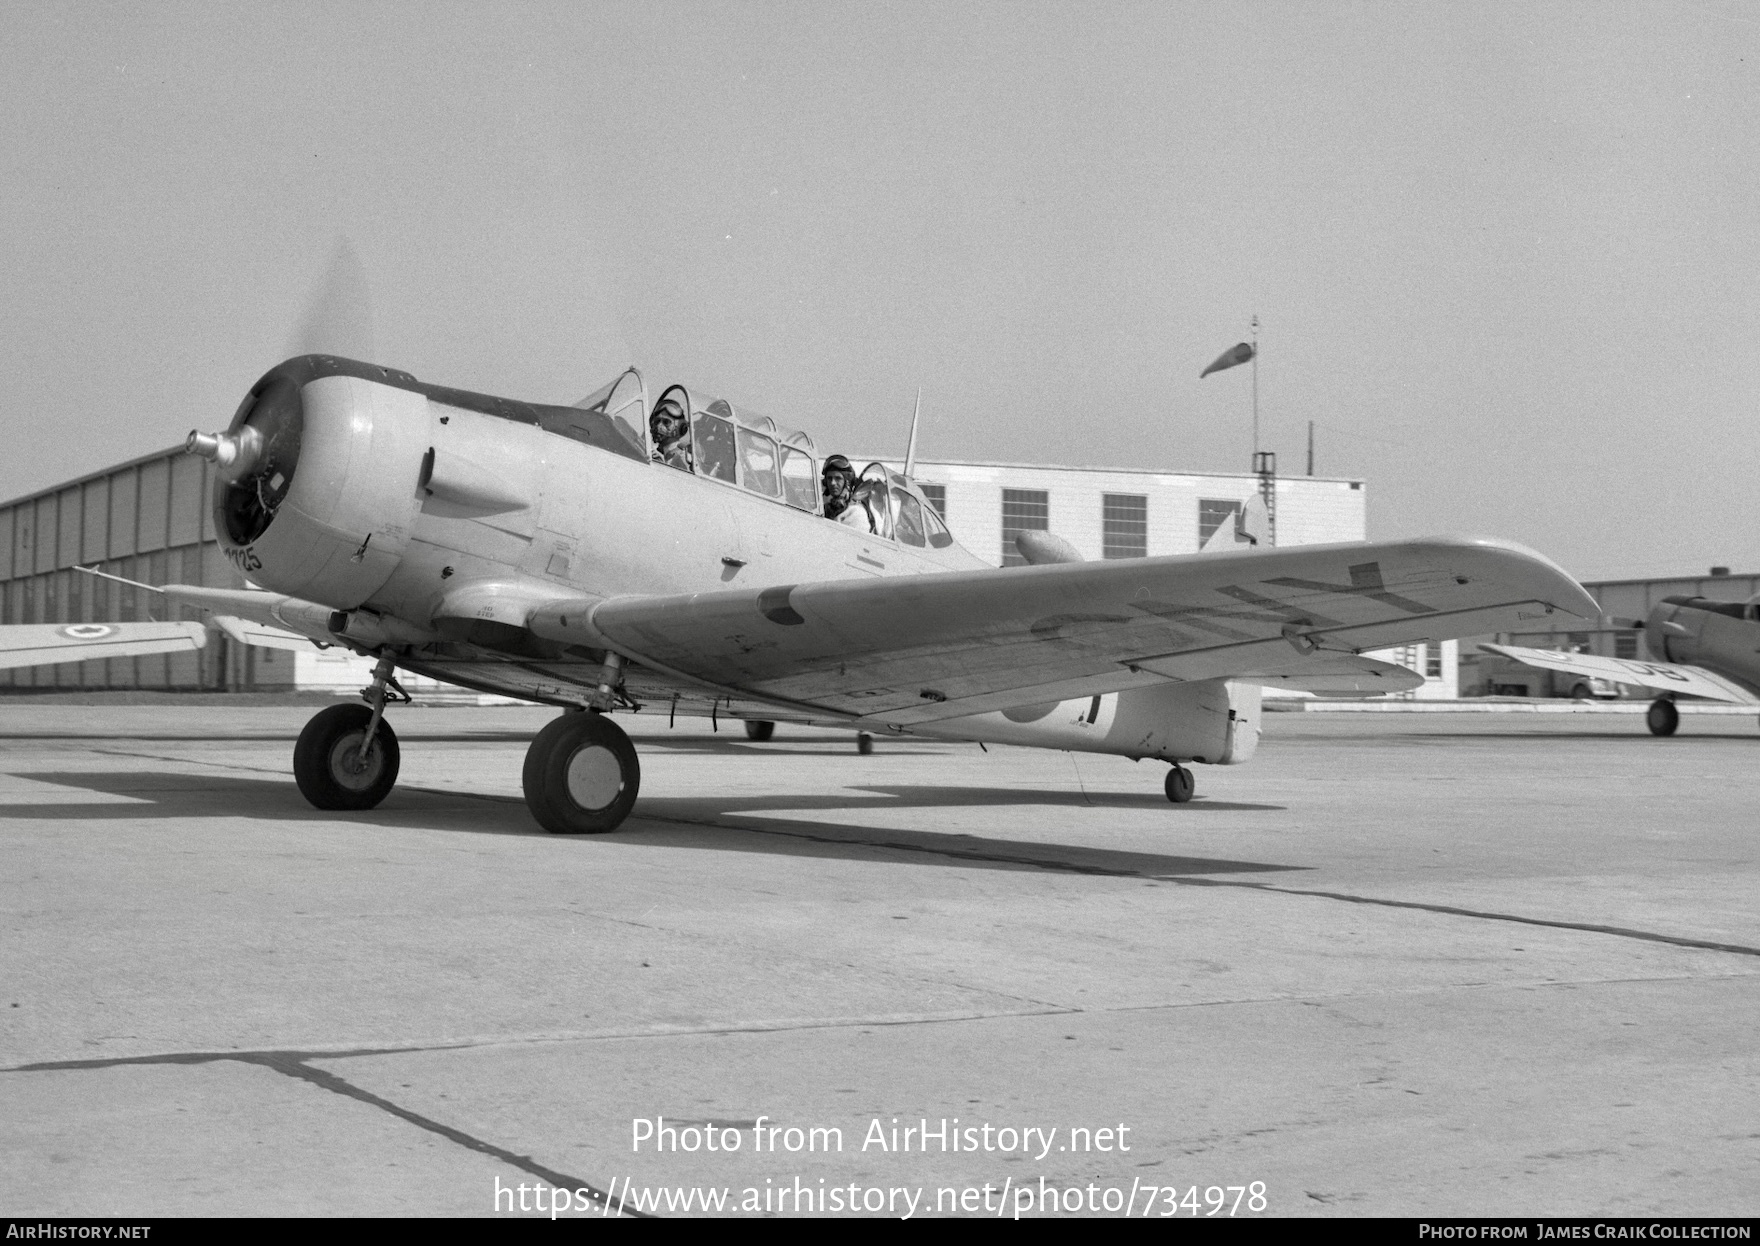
[0,353,1599,832]
[1484,593,1760,735]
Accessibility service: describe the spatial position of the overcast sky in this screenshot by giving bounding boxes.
[3,1,1755,580]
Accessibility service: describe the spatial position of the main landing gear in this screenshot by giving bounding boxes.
[522,710,641,834]
[287,647,645,833]
[1164,764,1195,804]
[293,651,405,810]
[1645,697,1680,737]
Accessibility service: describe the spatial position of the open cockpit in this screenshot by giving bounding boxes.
[573,368,957,550]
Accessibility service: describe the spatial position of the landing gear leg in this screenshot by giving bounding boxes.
[856,732,874,755]
[1646,697,1680,737]
[522,711,641,834]
[1164,764,1195,804]
[293,651,405,810]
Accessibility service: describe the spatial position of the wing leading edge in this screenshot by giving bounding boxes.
[535,536,1597,723]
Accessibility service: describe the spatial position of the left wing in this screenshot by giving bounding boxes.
[0,621,207,670]
[537,536,1596,723]
[1481,643,1760,704]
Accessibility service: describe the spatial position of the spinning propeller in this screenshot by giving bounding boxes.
[187,239,374,544]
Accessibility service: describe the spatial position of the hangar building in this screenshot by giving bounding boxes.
[1463,566,1759,696]
[1,445,1455,698]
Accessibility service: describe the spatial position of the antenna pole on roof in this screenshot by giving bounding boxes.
[903,388,922,478]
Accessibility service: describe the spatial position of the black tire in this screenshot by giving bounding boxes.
[1646,698,1680,737]
[293,703,401,811]
[1164,765,1195,804]
[522,712,640,834]
[856,732,874,755]
[744,720,775,742]
[1570,683,1593,702]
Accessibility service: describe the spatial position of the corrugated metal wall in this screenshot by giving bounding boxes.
[0,446,294,690]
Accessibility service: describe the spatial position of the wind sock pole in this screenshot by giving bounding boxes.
[1250,313,1260,460]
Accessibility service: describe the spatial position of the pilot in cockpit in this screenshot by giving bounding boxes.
[821,454,876,532]
[649,398,693,471]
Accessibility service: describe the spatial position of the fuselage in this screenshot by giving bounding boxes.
[204,355,1260,766]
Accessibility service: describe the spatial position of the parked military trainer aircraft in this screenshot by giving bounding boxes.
[1484,593,1760,735]
[1,354,1597,832]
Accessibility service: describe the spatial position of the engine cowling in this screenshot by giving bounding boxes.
[1644,597,1703,665]
[203,357,430,609]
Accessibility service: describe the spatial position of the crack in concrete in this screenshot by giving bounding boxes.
[3,1045,643,1218]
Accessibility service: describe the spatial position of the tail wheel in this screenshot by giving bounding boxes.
[522,711,640,834]
[293,703,401,810]
[856,732,874,755]
[1646,698,1680,737]
[743,720,776,742]
[1164,765,1195,803]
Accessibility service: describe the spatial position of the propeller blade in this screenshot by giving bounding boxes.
[285,237,375,361]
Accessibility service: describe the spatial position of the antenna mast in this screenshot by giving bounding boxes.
[903,388,922,478]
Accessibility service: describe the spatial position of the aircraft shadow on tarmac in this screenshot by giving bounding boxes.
[639,737,949,756]
[2,771,1301,879]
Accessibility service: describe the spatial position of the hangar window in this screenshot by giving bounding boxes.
[1615,630,1639,659]
[1102,494,1147,560]
[1425,645,1442,678]
[919,483,946,519]
[1001,489,1049,567]
[1198,499,1241,546]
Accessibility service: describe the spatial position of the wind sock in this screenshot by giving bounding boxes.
[1200,342,1255,378]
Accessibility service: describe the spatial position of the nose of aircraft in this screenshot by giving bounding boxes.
[187,366,308,546]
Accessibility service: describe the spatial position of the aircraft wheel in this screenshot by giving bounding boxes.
[1646,698,1679,737]
[1570,683,1593,702]
[1164,765,1195,804]
[744,720,775,742]
[522,711,640,834]
[856,731,874,755]
[293,704,401,811]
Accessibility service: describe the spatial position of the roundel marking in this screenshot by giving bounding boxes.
[59,624,117,640]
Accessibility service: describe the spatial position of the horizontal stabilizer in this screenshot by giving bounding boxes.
[1239,655,1424,696]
